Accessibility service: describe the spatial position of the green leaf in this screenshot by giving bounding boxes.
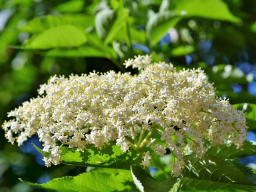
[146,11,182,46]
[19,15,95,33]
[32,143,50,158]
[131,165,177,192]
[206,140,256,159]
[95,7,129,45]
[176,178,256,192]
[176,153,256,191]
[227,159,256,184]
[60,143,143,170]
[170,46,195,56]
[44,46,107,57]
[21,25,87,50]
[233,103,256,130]
[207,64,251,86]
[216,91,256,106]
[53,0,85,13]
[20,169,138,192]
[172,0,240,23]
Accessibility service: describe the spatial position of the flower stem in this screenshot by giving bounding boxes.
[140,128,155,148]
[138,128,146,146]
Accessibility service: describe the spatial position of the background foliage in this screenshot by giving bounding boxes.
[1,0,256,191]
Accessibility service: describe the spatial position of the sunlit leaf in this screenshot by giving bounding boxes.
[44,46,107,57]
[146,11,182,46]
[233,103,256,130]
[19,15,95,33]
[20,169,138,192]
[172,0,240,22]
[21,25,87,49]
[170,45,195,56]
[60,143,143,170]
[95,7,129,45]
[53,0,85,13]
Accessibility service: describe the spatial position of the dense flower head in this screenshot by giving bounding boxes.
[2,55,247,177]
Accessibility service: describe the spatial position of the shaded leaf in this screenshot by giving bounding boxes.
[176,178,256,192]
[206,140,256,159]
[207,64,251,86]
[131,165,177,192]
[20,169,138,192]
[233,103,256,130]
[177,153,256,191]
[21,25,87,49]
[227,159,256,184]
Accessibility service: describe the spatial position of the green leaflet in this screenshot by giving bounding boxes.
[206,140,256,159]
[232,103,256,130]
[21,25,87,49]
[20,169,138,192]
[175,178,256,192]
[60,144,143,170]
[95,7,129,45]
[172,0,240,23]
[175,153,256,191]
[226,159,256,184]
[183,153,252,184]
[131,165,177,192]
[19,15,94,33]
[33,143,143,170]
[146,11,182,46]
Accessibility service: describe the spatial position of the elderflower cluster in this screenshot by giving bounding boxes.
[2,55,247,177]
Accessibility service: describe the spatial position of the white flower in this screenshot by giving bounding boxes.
[141,151,151,167]
[2,55,248,176]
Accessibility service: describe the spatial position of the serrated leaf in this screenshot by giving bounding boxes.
[233,103,256,130]
[60,143,143,170]
[19,15,94,33]
[95,7,129,45]
[182,153,255,189]
[21,25,87,49]
[131,165,177,192]
[146,11,182,46]
[206,140,256,159]
[176,178,256,192]
[227,159,256,184]
[175,153,256,191]
[172,0,240,23]
[20,169,138,192]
